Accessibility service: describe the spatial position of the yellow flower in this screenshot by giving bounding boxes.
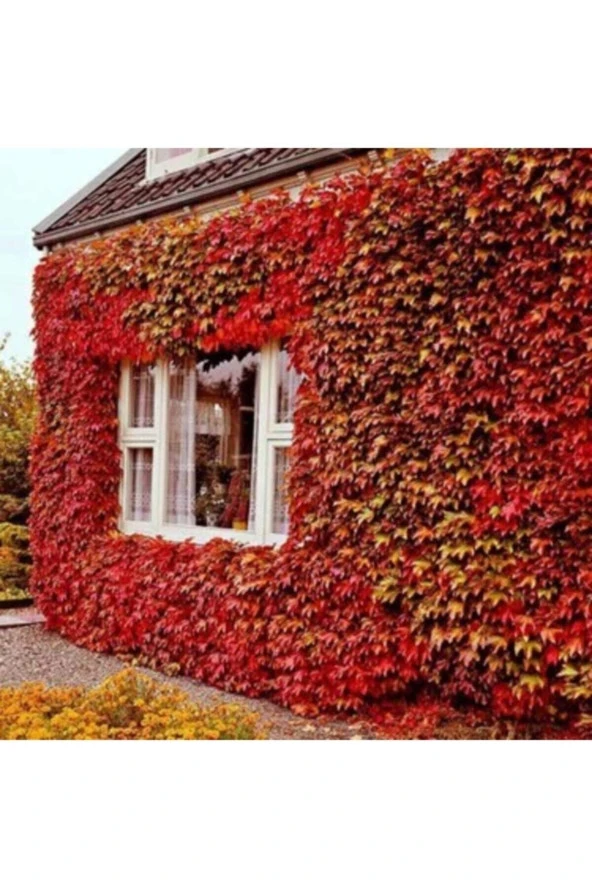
[0,669,266,740]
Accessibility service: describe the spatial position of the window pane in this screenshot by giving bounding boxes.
[196,353,259,529]
[166,363,196,525]
[153,148,193,164]
[276,345,301,424]
[126,448,153,522]
[166,353,260,530]
[130,364,155,428]
[272,447,290,536]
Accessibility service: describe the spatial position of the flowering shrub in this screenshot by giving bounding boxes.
[0,669,266,739]
[31,149,592,722]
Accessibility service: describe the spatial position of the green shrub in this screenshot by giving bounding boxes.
[0,586,30,603]
[0,338,35,501]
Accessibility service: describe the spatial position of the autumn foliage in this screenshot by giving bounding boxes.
[0,669,265,739]
[31,149,592,722]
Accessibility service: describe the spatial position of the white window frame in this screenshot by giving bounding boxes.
[118,342,296,546]
[145,148,242,182]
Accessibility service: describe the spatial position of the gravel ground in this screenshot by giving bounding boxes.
[0,614,377,740]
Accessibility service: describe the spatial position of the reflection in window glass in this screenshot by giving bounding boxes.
[126,448,153,522]
[272,447,291,535]
[130,364,155,428]
[166,353,260,530]
[276,346,301,424]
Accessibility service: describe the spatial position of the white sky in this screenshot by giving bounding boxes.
[0,149,125,361]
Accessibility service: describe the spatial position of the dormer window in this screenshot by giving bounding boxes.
[146,148,224,181]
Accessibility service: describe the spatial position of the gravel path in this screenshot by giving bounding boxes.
[0,615,376,740]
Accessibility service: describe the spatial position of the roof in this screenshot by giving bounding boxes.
[33,148,366,249]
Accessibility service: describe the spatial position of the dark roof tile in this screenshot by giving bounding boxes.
[34,148,366,247]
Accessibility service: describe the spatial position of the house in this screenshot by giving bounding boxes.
[31,148,592,720]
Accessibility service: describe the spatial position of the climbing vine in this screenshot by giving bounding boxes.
[31,149,592,721]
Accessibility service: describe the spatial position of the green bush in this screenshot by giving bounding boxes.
[0,587,30,603]
[0,339,35,497]
[0,536,31,590]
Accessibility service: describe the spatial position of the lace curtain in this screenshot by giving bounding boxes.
[128,449,153,522]
[248,369,261,533]
[167,365,196,525]
[277,349,301,424]
[131,365,155,428]
[272,447,290,535]
[128,365,155,521]
[153,148,192,164]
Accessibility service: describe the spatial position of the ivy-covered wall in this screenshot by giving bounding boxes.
[31,149,592,720]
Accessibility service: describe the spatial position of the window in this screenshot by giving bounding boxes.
[146,148,227,181]
[118,342,302,545]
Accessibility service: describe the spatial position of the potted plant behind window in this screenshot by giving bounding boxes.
[232,497,249,532]
[219,469,250,530]
[231,470,250,531]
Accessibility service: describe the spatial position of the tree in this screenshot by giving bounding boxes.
[0,337,35,599]
[0,336,35,517]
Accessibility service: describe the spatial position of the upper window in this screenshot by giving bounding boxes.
[118,342,302,545]
[146,148,224,181]
[129,364,155,428]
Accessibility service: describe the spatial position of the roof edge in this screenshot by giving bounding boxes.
[33,148,143,236]
[33,148,364,249]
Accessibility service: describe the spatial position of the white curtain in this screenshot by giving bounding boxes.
[127,365,155,522]
[167,365,196,525]
[277,350,301,424]
[248,369,261,533]
[196,400,227,437]
[272,447,290,535]
[286,363,301,422]
[132,365,155,428]
[154,148,192,163]
[129,449,153,522]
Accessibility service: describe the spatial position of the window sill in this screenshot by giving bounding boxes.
[120,521,287,548]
